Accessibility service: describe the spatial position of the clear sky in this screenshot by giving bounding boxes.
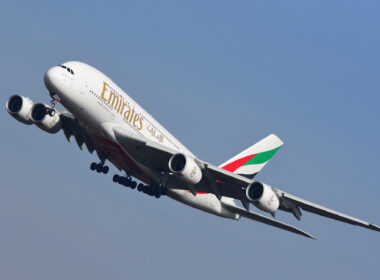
[1,1,379,279]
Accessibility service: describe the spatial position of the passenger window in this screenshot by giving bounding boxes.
[70,69,74,75]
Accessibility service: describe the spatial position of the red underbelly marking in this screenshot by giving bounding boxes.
[91,134,150,183]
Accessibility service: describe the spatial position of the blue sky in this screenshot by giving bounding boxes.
[1,1,379,279]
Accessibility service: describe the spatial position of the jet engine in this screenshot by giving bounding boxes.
[246,181,280,213]
[6,95,34,125]
[168,153,202,185]
[31,103,62,134]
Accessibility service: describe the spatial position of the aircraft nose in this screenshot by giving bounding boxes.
[44,66,62,95]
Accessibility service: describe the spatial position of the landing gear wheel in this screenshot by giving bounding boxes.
[102,166,109,174]
[90,162,97,171]
[113,174,119,183]
[149,186,157,196]
[47,98,59,117]
[137,183,144,192]
[142,185,151,195]
[125,178,132,187]
[117,176,124,185]
[96,164,103,173]
[130,181,137,189]
[160,187,168,196]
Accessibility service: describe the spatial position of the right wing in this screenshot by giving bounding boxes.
[222,201,315,239]
[279,191,380,232]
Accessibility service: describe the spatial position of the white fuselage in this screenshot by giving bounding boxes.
[44,61,238,220]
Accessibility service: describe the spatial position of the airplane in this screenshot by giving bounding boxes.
[6,61,380,239]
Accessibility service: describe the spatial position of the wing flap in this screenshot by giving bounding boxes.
[61,113,96,153]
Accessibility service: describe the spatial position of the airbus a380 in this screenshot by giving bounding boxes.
[6,61,380,239]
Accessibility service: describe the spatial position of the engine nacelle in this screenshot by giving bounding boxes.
[6,95,34,125]
[246,181,280,213]
[31,103,62,134]
[168,153,202,185]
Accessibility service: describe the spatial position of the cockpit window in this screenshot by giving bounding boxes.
[58,65,74,75]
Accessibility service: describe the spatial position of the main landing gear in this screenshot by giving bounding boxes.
[112,174,167,199]
[112,174,137,189]
[46,97,59,117]
[88,159,167,199]
[90,162,109,174]
[137,183,168,198]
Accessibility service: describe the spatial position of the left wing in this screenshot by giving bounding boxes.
[113,126,380,234]
[60,113,108,164]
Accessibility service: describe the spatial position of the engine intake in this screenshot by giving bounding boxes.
[6,95,34,125]
[168,153,202,185]
[246,181,280,213]
[31,103,62,134]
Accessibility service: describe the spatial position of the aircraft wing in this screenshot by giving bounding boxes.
[198,163,380,233]
[221,202,314,239]
[60,113,108,163]
[279,192,380,232]
[113,126,380,233]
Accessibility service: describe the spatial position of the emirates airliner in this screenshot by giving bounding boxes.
[6,61,380,239]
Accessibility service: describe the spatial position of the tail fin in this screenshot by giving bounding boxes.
[219,134,283,179]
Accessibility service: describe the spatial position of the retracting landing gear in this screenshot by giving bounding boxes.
[90,162,109,174]
[112,174,167,198]
[112,174,137,189]
[136,183,167,198]
[46,97,59,117]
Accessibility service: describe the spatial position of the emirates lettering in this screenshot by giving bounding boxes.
[101,81,143,130]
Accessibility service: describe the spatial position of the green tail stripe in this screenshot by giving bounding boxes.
[243,146,282,166]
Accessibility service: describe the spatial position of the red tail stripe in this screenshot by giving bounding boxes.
[221,154,256,172]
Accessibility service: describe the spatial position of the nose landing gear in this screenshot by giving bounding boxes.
[46,96,59,117]
[46,93,59,117]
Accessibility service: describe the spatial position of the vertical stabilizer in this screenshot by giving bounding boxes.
[219,134,283,179]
